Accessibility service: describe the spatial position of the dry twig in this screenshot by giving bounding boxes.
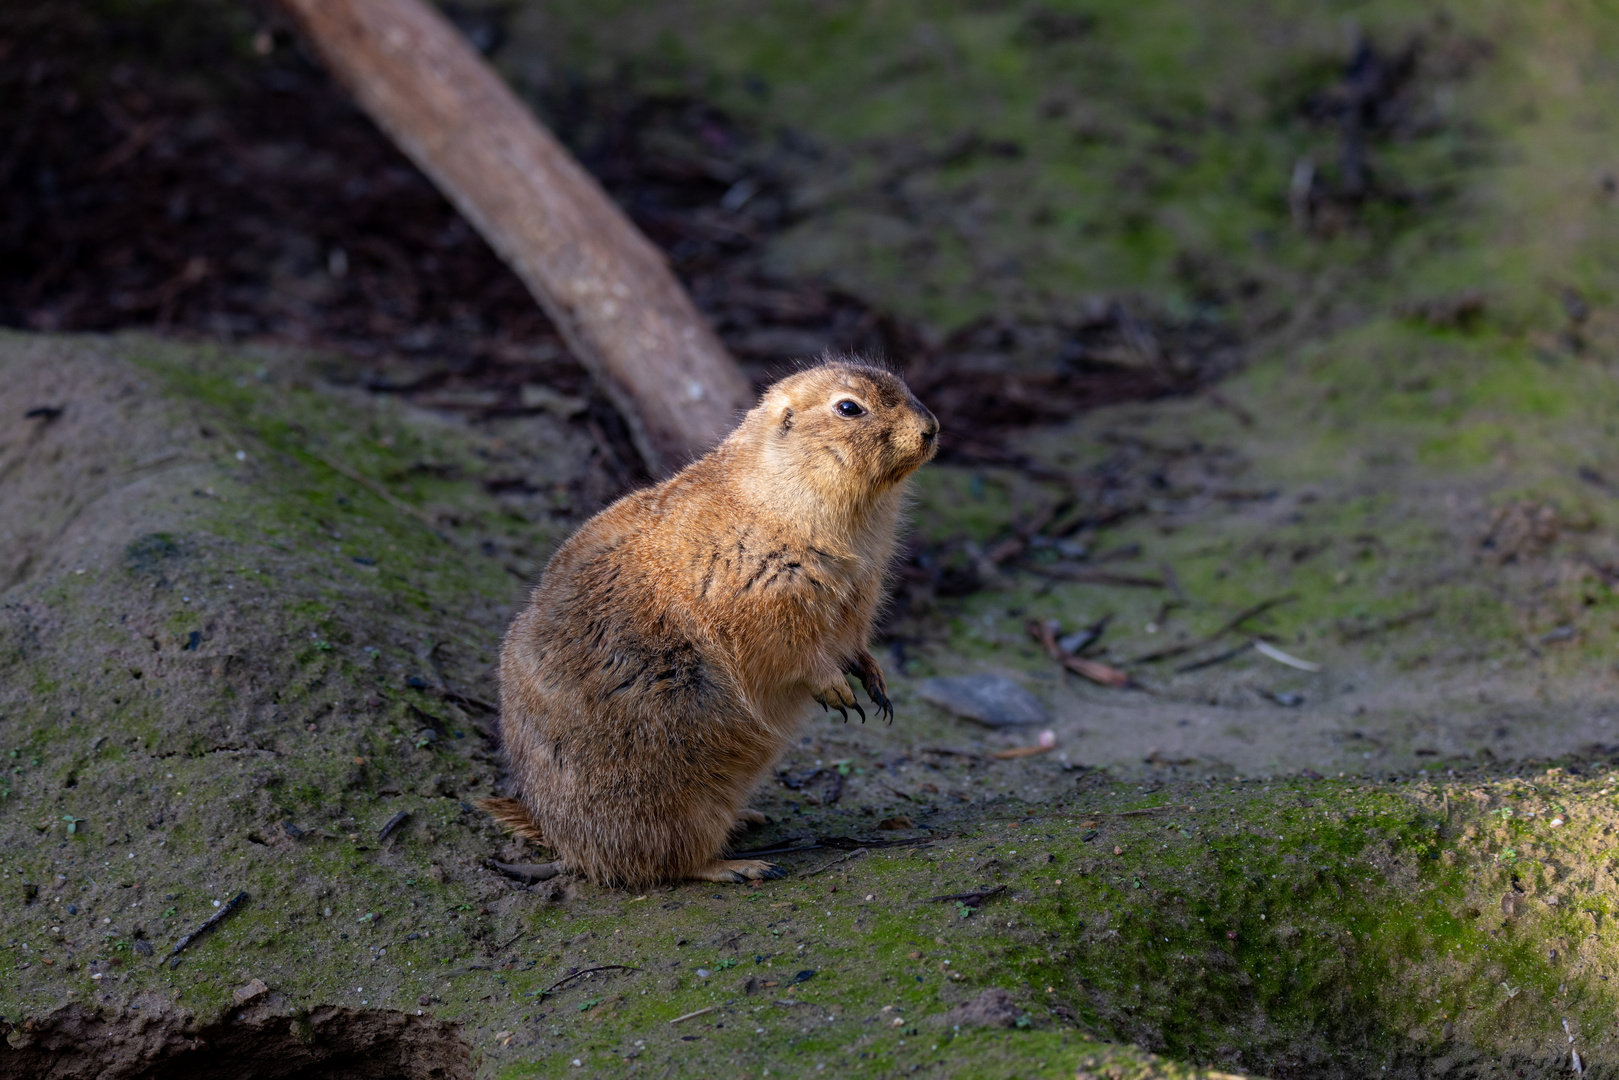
[1026,619,1131,688]
[314,451,442,530]
[1130,593,1298,665]
[487,858,564,882]
[377,810,410,842]
[166,891,248,968]
[801,847,868,877]
[928,885,1006,908]
[543,965,645,995]
[991,743,1057,760]
[669,1004,720,1024]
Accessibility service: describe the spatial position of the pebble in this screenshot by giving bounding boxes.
[943,987,1023,1028]
[234,978,269,1004]
[916,675,1050,727]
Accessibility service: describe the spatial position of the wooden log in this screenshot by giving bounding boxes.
[276,0,753,475]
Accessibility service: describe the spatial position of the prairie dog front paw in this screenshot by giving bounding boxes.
[843,649,893,722]
[811,674,863,723]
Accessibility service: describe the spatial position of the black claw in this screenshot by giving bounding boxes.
[764,864,786,880]
[820,700,828,712]
[836,704,850,723]
[852,701,866,724]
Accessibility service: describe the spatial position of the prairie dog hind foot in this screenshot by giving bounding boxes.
[693,858,785,883]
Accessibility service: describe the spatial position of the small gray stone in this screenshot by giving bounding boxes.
[233,977,269,1004]
[917,675,1050,727]
[943,988,1023,1028]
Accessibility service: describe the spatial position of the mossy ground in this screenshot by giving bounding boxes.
[7,0,1619,1076]
[471,769,1619,1078]
[1,332,1617,1078]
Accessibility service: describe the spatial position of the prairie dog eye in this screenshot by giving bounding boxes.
[835,399,865,418]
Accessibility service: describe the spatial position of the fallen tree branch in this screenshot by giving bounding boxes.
[277,0,753,474]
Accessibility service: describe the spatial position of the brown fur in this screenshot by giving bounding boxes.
[486,360,938,888]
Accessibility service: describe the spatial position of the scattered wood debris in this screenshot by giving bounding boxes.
[991,731,1059,760]
[1254,640,1321,672]
[487,858,564,882]
[928,885,1006,909]
[542,964,644,996]
[1129,594,1297,666]
[166,891,248,968]
[377,810,411,842]
[1026,619,1131,688]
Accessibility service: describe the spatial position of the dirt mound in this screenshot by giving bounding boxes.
[3,1003,469,1080]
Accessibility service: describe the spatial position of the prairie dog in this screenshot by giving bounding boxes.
[483,360,938,887]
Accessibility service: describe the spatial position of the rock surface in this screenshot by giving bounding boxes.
[942,987,1023,1029]
[916,675,1052,728]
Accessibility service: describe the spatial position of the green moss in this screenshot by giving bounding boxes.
[334,771,1619,1076]
[507,0,1512,328]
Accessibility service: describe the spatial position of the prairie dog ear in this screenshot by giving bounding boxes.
[779,405,794,435]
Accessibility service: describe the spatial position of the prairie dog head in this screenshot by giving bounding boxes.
[740,359,938,519]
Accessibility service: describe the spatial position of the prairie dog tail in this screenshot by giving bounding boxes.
[477,796,548,844]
